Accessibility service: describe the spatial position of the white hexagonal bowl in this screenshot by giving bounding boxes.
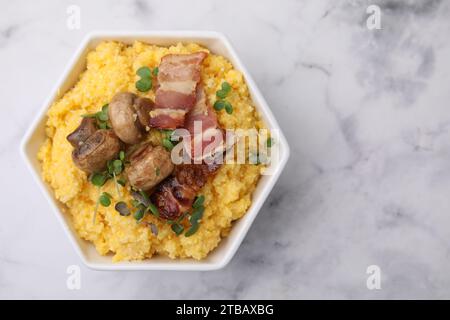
[20,31,290,271]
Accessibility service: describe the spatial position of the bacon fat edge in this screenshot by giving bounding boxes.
[150,52,208,129]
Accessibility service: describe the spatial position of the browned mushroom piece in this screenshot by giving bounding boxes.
[134,97,153,129]
[125,143,174,191]
[108,92,153,144]
[66,117,98,148]
[72,129,121,173]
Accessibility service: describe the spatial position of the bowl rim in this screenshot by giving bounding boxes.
[20,30,290,271]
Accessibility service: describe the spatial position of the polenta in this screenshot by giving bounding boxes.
[38,41,265,262]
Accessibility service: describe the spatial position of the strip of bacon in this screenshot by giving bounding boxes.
[184,85,224,162]
[148,109,185,129]
[150,163,221,220]
[184,85,218,133]
[150,52,208,129]
[150,86,224,221]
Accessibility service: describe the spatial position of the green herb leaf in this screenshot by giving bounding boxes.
[136,77,152,92]
[267,137,274,148]
[148,202,160,217]
[162,138,174,151]
[82,104,109,129]
[216,89,228,99]
[131,199,140,208]
[177,212,189,223]
[221,81,231,93]
[192,195,205,209]
[185,222,199,237]
[102,192,112,198]
[224,101,233,114]
[165,129,179,145]
[134,205,146,221]
[213,100,226,111]
[106,160,114,174]
[98,121,107,129]
[131,190,151,207]
[137,66,152,78]
[117,178,126,186]
[155,167,160,176]
[163,129,174,139]
[97,111,109,122]
[113,159,123,174]
[139,190,151,206]
[91,173,108,187]
[99,192,111,207]
[190,206,204,223]
[152,67,159,76]
[216,82,231,99]
[119,150,125,161]
[171,223,184,236]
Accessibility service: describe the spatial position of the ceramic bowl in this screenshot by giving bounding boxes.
[20,31,290,270]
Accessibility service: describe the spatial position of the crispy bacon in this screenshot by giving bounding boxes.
[150,52,208,129]
[149,109,186,128]
[184,85,218,133]
[150,163,220,220]
[149,82,225,221]
[155,90,196,111]
[184,85,224,162]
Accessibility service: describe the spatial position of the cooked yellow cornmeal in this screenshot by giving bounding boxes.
[38,41,265,262]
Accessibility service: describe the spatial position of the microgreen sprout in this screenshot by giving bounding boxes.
[129,189,160,222]
[99,192,112,207]
[90,151,127,223]
[134,204,146,222]
[160,129,178,151]
[169,195,206,237]
[213,82,233,114]
[171,223,184,235]
[136,66,152,79]
[82,104,110,129]
[162,138,174,151]
[192,195,205,209]
[148,203,160,217]
[135,66,158,92]
[184,223,199,237]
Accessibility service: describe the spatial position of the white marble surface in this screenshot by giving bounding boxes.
[2,0,450,299]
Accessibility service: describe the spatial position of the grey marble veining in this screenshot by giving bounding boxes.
[2,0,450,299]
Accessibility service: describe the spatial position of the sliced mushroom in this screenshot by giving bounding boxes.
[66,117,97,147]
[72,129,121,173]
[108,92,153,144]
[125,143,174,191]
[134,97,153,129]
